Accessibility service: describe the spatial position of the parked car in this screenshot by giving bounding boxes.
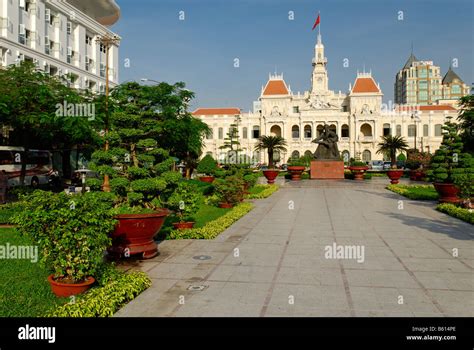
[383,161,392,170]
[280,164,288,171]
[369,160,384,171]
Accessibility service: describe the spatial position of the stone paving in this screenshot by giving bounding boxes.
[116,178,474,317]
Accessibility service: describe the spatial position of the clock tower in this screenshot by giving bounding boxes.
[311,34,329,95]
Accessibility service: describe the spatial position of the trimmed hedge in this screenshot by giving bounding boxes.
[436,203,474,225]
[169,202,253,239]
[47,271,151,317]
[387,184,439,200]
[246,185,279,199]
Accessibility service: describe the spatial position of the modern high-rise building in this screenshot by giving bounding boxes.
[0,0,121,93]
[394,53,469,106]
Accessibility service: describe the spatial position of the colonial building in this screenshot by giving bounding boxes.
[193,34,461,164]
[0,0,120,92]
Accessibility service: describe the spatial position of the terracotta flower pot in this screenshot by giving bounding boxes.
[387,169,404,184]
[410,170,425,181]
[263,170,279,184]
[199,176,215,183]
[287,166,305,181]
[219,202,233,208]
[172,221,195,230]
[110,209,170,259]
[433,183,460,204]
[349,166,369,181]
[48,275,95,298]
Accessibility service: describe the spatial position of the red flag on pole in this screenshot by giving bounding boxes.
[312,14,320,30]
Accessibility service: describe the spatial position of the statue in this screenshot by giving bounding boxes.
[312,125,340,160]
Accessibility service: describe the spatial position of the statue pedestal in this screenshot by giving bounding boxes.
[310,160,344,179]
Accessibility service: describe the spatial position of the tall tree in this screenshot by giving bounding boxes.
[457,95,474,154]
[219,114,242,163]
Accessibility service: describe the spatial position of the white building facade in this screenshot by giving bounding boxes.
[0,0,120,92]
[194,34,460,164]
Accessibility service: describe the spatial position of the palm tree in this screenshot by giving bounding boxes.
[376,135,409,168]
[254,135,287,169]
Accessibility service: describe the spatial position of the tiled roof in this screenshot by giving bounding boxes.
[396,105,456,111]
[442,67,463,84]
[192,108,241,116]
[262,80,289,95]
[352,77,380,93]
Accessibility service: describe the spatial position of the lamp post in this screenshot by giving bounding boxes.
[411,111,421,152]
[96,35,121,192]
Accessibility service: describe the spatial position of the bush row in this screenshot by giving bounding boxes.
[246,185,279,199]
[436,203,474,225]
[168,202,253,239]
[387,184,439,200]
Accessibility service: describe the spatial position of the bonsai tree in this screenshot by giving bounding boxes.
[457,95,474,154]
[376,135,409,168]
[12,191,117,284]
[166,182,203,223]
[197,154,218,176]
[214,175,245,206]
[254,135,287,169]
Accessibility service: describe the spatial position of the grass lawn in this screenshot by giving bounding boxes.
[0,228,67,317]
[387,184,439,200]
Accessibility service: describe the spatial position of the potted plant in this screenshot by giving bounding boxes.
[197,154,218,183]
[427,118,470,203]
[214,175,244,208]
[287,158,306,181]
[167,182,203,229]
[243,173,258,193]
[349,160,369,180]
[376,135,409,184]
[12,191,117,297]
[254,135,287,184]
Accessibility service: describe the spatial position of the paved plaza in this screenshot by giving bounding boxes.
[116,179,474,317]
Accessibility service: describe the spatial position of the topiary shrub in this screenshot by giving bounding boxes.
[197,154,218,176]
[166,182,203,222]
[214,175,244,205]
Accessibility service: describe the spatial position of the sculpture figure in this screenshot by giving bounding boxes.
[312,125,340,160]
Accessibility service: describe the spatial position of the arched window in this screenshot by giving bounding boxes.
[383,123,391,136]
[362,150,371,162]
[206,128,213,140]
[242,127,248,139]
[270,125,282,137]
[292,125,300,139]
[407,124,416,137]
[252,125,260,139]
[291,150,300,159]
[396,125,402,136]
[342,150,350,163]
[317,125,324,137]
[304,125,312,139]
[360,123,372,137]
[218,127,223,139]
[423,124,429,137]
[304,150,313,158]
[329,124,337,135]
[434,124,442,136]
[341,124,349,138]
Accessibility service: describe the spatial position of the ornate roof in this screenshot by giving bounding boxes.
[442,67,463,84]
[192,108,241,116]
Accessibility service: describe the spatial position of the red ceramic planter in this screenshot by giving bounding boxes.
[349,166,368,181]
[110,209,170,259]
[433,183,460,204]
[410,170,425,181]
[387,169,404,184]
[48,275,95,298]
[263,170,279,184]
[287,166,305,181]
[172,221,195,230]
[219,202,233,209]
[199,176,215,183]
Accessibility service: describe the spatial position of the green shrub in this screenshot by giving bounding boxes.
[243,173,259,188]
[169,202,253,239]
[110,177,130,197]
[436,203,474,224]
[387,184,439,200]
[86,178,103,191]
[214,176,244,205]
[246,184,279,199]
[47,271,151,317]
[11,191,117,283]
[166,182,203,222]
[187,179,214,195]
[0,202,24,224]
[197,154,218,176]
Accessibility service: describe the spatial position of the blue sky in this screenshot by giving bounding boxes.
[111,0,473,111]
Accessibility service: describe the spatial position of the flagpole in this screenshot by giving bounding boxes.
[318,11,321,37]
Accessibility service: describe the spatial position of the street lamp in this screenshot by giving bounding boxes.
[96,34,121,192]
[411,111,421,152]
[140,78,160,84]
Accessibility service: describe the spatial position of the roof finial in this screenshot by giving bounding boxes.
[411,41,414,55]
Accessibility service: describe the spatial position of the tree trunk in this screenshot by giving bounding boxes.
[268,149,274,169]
[62,149,72,179]
[19,148,27,186]
[131,144,139,167]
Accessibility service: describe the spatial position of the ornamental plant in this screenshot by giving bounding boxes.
[197,154,218,176]
[12,191,117,284]
[376,135,409,168]
[166,182,203,222]
[214,175,245,205]
[427,117,470,184]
